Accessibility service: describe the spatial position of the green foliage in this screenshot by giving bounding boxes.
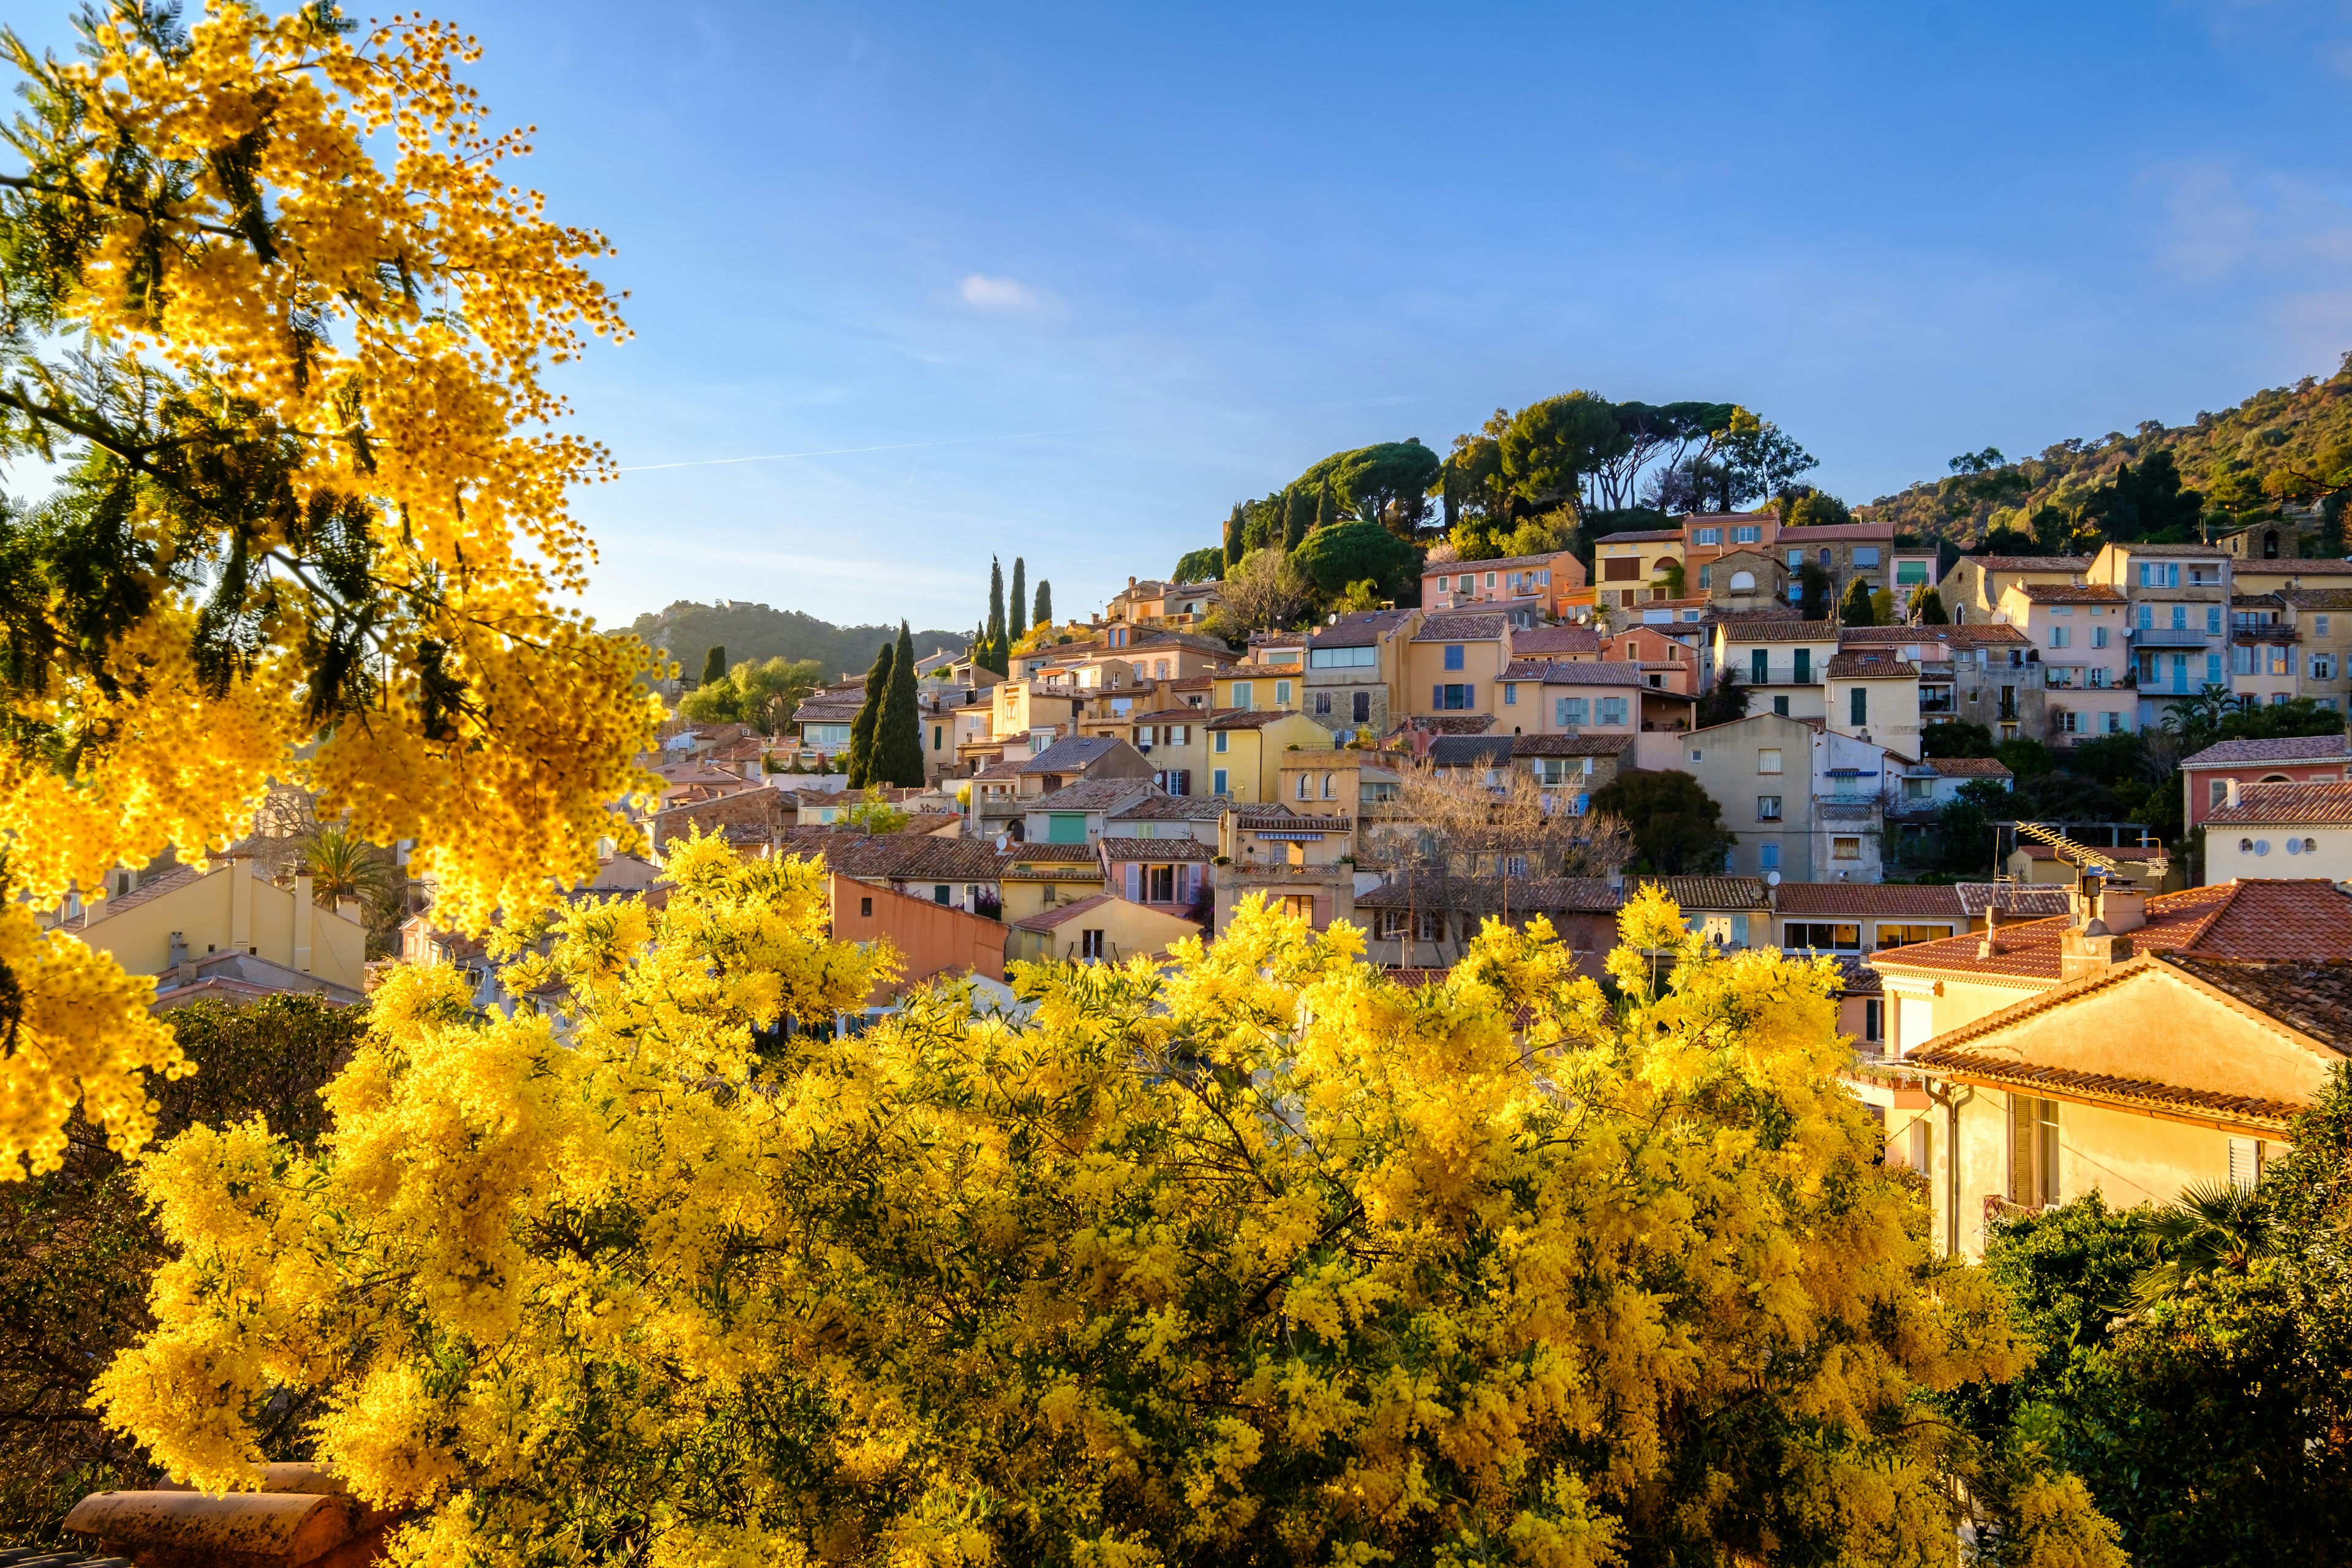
[1871,588,1897,624]
[2077,449,2204,543]
[1589,769,1738,875]
[1951,1068,2352,1565]
[1296,440,1442,537]
[2163,689,2345,758]
[681,656,822,736]
[1694,668,1747,728]
[842,783,910,834]
[1996,737,2056,778]
[2064,731,2151,788]
[1292,518,1416,601]
[1778,488,1853,528]
[1924,720,1997,758]
[1032,579,1051,629]
[626,603,968,687]
[1838,576,1877,625]
[1009,559,1026,645]
[1911,584,1950,623]
[1174,547,1224,584]
[1449,507,1575,564]
[1498,393,1627,516]
[846,640,893,788]
[1223,503,1245,575]
[1797,562,1834,622]
[987,557,1006,649]
[1931,783,2002,873]
[872,622,924,789]
[699,645,728,687]
[1868,357,2352,546]
[0,995,362,1544]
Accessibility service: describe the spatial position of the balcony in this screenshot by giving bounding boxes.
[1743,665,1824,686]
[2128,626,2214,647]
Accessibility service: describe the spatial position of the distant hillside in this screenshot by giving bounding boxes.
[627,600,970,682]
[1861,352,2352,547]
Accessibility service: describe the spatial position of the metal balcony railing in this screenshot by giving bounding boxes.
[2128,626,2214,647]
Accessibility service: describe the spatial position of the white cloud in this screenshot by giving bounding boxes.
[959,274,1041,311]
[2145,159,2352,284]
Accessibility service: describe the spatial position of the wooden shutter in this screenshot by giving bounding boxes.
[1125,862,1142,900]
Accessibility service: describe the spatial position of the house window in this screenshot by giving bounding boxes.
[1080,929,1106,959]
[1434,684,1476,709]
[1444,644,1466,671]
[1751,649,1769,683]
[1297,772,1313,800]
[1485,572,1496,588]
[1698,565,1713,590]
[2229,1137,2264,1193]
[1850,687,1868,725]
[1793,649,1811,682]
[1214,731,1229,753]
[1417,910,1444,941]
[1787,922,1860,951]
[1148,865,1176,902]
[1556,697,1588,726]
[1758,748,1782,774]
[2314,654,2338,681]
[1212,768,1229,794]
[2207,653,2224,684]
[1352,691,1371,723]
[859,896,873,918]
[2270,646,2291,676]
[2092,625,2108,649]
[2171,605,2188,630]
[1759,843,1781,871]
[1853,547,1880,567]
[2318,614,2333,636]
[933,884,952,905]
[1877,924,1954,948]
[1504,682,1518,706]
[2138,562,2180,588]
[1757,795,1782,821]
[1270,679,1291,707]
[1833,835,1862,861]
[2207,606,2223,634]
[2009,1095,2060,1207]
[932,724,944,750]
[1773,696,1789,715]
[1864,998,1883,1043]
[1234,680,1253,709]
[1735,524,1760,543]
[2048,626,2068,649]
[1314,690,1332,715]
[1156,660,1170,677]
[1322,772,1336,799]
[1696,527,1722,545]
[1729,570,1755,591]
[2101,711,2125,734]
[1597,697,1628,725]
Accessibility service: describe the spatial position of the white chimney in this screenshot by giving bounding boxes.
[2225,777,2242,807]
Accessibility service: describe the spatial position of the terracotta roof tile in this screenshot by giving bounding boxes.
[1911,1044,2305,1130]
[1873,879,2352,982]
[1356,875,1619,913]
[1773,883,1966,918]
[1826,653,1917,679]
[2206,780,2352,826]
[2018,583,2128,604]
[1717,619,1842,643]
[1412,612,1509,641]
[1643,875,1770,909]
[1009,842,1108,863]
[1393,714,1499,735]
[1954,882,2073,918]
[1961,555,2090,573]
[2166,956,2352,1049]
[1593,527,1686,543]
[2180,734,2352,768]
[1011,892,1118,932]
[1924,756,2014,777]
[1510,624,1604,656]
[1031,778,1159,812]
[1099,837,1216,861]
[2240,559,2352,576]
[1510,733,1632,757]
[1501,659,1649,685]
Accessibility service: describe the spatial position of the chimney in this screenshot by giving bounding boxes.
[2095,885,2146,935]
[2224,777,2242,808]
[1977,903,2002,958]
[2059,880,2135,979]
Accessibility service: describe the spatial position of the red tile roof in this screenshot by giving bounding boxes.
[1717,619,1842,643]
[1924,756,2014,777]
[2206,780,2352,827]
[1501,659,1649,685]
[1874,879,2352,983]
[1773,882,1966,918]
[1413,612,1509,641]
[2017,583,2128,604]
[2180,734,2352,768]
[1962,556,2094,573]
[1511,624,1604,656]
[1825,653,1917,679]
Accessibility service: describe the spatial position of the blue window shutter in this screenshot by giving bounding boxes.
[1464,685,1474,710]
[1433,684,1444,708]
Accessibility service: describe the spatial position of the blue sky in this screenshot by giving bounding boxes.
[17,2,2352,632]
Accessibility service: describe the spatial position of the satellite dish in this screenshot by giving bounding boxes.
[1765,870,1782,886]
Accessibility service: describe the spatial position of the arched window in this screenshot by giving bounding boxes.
[1322,772,1336,799]
[2261,773,2293,783]
[1730,570,1756,592]
[1296,773,1312,800]
[2264,530,2280,559]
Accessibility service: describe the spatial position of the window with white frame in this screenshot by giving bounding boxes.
[2315,653,2339,681]
[1757,747,1782,774]
[2010,1096,2060,1207]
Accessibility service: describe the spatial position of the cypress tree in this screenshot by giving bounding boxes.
[698,646,726,688]
[1224,503,1244,575]
[1009,558,1027,645]
[875,621,924,787]
[1282,488,1308,552]
[987,557,1006,650]
[846,640,893,786]
[1316,479,1335,532]
[1033,579,1052,630]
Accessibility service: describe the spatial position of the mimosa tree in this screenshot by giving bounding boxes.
[0,2,662,1178]
[99,880,2121,1566]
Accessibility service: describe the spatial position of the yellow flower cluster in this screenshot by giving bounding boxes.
[0,6,664,1171]
[97,882,2122,1566]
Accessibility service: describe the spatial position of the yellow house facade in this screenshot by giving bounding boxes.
[1204,710,1334,801]
[61,850,369,1000]
[1864,878,2352,1257]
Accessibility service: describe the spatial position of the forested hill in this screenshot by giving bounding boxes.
[627,601,970,682]
[1862,352,2352,547]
